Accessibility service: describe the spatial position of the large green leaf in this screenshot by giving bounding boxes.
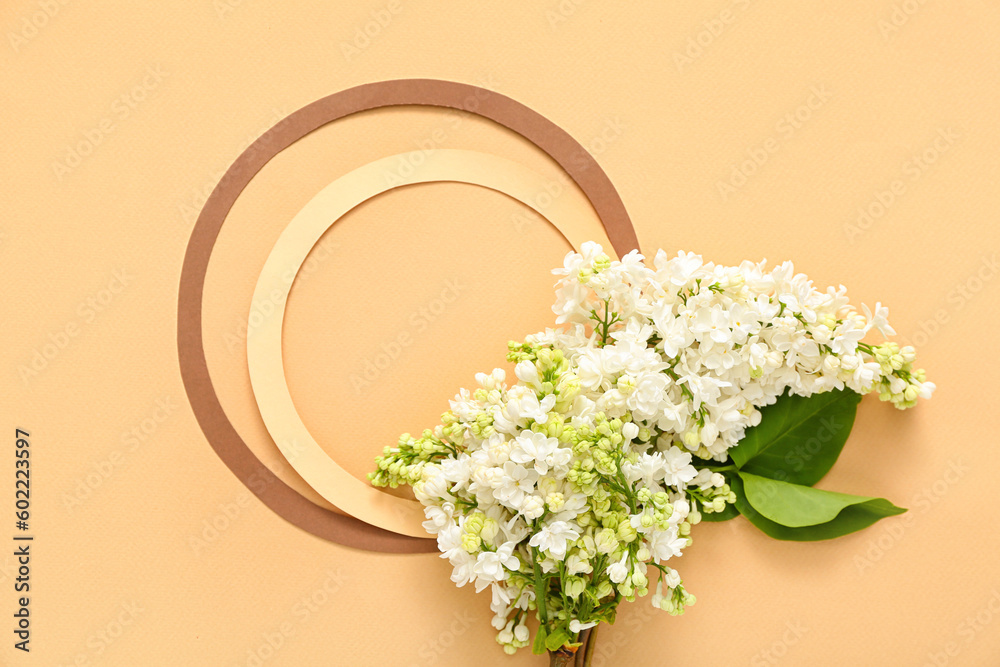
[740,472,906,527]
[730,473,906,541]
[729,389,862,486]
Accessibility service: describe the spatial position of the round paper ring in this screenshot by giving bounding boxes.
[178,79,639,552]
[248,149,615,538]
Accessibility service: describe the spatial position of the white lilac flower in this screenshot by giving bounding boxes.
[569,619,598,633]
[509,431,568,475]
[494,462,538,508]
[662,447,698,488]
[627,371,671,420]
[862,302,896,338]
[370,242,932,656]
[607,554,630,583]
[528,521,581,559]
[496,386,556,431]
[474,542,520,583]
[648,528,687,562]
[622,452,666,490]
[449,550,478,587]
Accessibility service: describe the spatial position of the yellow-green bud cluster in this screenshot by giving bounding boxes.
[871,342,929,409]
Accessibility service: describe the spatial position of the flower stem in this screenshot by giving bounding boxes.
[547,627,598,667]
[582,626,599,667]
[531,547,548,624]
[549,650,575,667]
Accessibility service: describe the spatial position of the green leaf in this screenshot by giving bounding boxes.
[545,628,571,652]
[741,472,906,527]
[532,626,548,655]
[731,473,906,541]
[729,389,862,486]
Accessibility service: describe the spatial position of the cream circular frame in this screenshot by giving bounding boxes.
[247,149,615,537]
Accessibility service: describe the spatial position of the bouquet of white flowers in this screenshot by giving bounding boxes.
[370,243,933,665]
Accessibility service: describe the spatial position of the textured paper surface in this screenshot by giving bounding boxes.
[4,2,1000,665]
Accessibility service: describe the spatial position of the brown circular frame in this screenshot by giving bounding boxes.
[178,79,639,553]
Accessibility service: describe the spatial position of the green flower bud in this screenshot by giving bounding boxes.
[465,513,485,534]
[461,533,481,553]
[617,522,638,543]
[546,492,566,512]
[682,429,700,449]
[595,528,618,554]
[565,576,587,599]
[480,518,500,544]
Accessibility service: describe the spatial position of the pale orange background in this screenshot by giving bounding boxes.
[3,2,999,665]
